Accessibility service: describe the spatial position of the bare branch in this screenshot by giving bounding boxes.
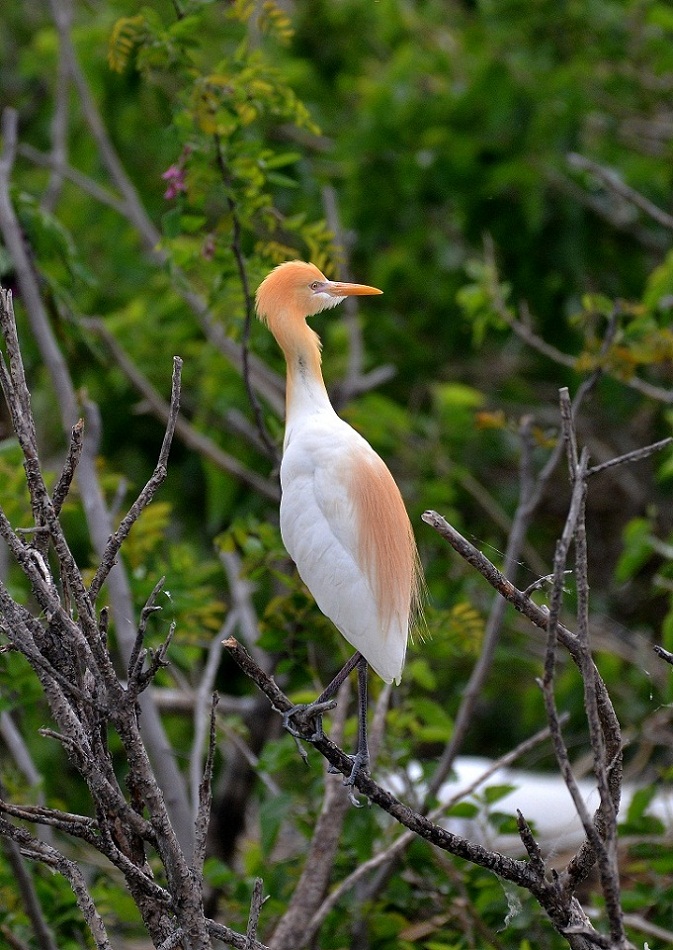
[0,816,112,950]
[654,644,673,666]
[88,356,182,602]
[193,692,219,877]
[554,390,626,945]
[567,151,673,231]
[245,878,267,949]
[516,810,547,879]
[307,718,566,941]
[586,436,673,476]
[223,637,539,888]
[427,415,552,797]
[190,610,237,820]
[207,918,271,950]
[0,107,193,848]
[51,418,85,517]
[126,577,166,687]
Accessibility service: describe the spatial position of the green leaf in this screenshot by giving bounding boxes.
[264,151,301,169]
[482,783,516,805]
[615,517,654,583]
[445,801,479,819]
[162,207,183,239]
[259,792,293,855]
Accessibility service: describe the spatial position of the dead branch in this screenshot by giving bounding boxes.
[306,718,566,943]
[567,151,673,231]
[193,693,219,879]
[0,106,193,850]
[225,635,624,950]
[0,280,269,947]
[420,381,638,949]
[223,635,540,884]
[88,356,182,602]
[0,832,59,950]
[0,816,112,950]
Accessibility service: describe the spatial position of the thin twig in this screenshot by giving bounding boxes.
[0,836,59,950]
[207,917,271,950]
[214,136,279,463]
[245,878,267,949]
[190,610,237,820]
[556,389,626,945]
[126,577,165,685]
[567,152,673,231]
[653,644,673,666]
[0,816,113,950]
[51,419,85,517]
[88,357,182,602]
[193,693,219,877]
[586,437,673,476]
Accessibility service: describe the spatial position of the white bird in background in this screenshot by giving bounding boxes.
[256,260,423,791]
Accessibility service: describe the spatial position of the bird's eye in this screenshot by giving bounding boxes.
[309,281,321,291]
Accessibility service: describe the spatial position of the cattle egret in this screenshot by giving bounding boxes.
[256,260,423,794]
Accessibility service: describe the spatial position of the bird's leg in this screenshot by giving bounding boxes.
[282,651,362,742]
[343,654,370,804]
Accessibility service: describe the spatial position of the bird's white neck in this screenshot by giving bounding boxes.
[284,338,334,425]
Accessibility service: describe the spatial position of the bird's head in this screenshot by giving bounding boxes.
[256,261,382,328]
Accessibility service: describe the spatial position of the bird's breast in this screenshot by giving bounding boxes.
[278,418,414,685]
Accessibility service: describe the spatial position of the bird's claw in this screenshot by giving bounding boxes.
[291,735,310,765]
[328,751,370,807]
[282,699,337,742]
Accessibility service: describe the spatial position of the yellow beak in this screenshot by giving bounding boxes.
[323,280,383,297]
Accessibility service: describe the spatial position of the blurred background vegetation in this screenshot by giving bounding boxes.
[2,0,673,947]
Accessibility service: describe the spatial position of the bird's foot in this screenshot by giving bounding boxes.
[328,750,370,807]
[282,699,337,742]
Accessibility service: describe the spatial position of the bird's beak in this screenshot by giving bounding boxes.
[321,280,383,298]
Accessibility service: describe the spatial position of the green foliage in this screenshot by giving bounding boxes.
[3,0,673,946]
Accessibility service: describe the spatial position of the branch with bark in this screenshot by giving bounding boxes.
[0,285,269,950]
[221,382,669,950]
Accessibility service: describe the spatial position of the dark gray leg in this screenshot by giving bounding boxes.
[282,651,362,741]
[343,654,370,802]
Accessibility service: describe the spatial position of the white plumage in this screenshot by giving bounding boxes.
[280,414,407,683]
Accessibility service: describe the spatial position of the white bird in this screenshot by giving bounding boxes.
[256,260,423,790]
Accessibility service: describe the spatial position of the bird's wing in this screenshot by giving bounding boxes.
[280,417,411,684]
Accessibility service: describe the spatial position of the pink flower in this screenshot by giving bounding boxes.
[162,164,187,200]
[202,233,216,261]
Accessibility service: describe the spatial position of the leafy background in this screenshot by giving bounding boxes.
[2,0,673,947]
